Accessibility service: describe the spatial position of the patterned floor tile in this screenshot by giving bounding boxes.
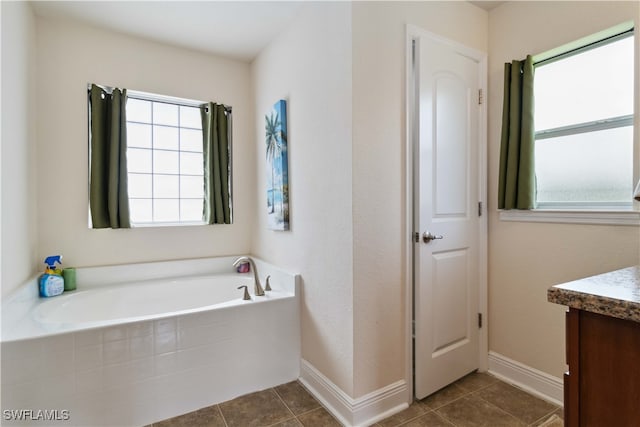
[297,407,341,427]
[275,381,321,415]
[377,403,427,427]
[219,389,293,427]
[420,383,467,411]
[153,405,225,427]
[475,382,558,425]
[400,410,455,427]
[453,372,498,393]
[436,395,525,427]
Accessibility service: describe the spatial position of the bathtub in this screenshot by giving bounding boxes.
[1,256,300,426]
[34,274,259,326]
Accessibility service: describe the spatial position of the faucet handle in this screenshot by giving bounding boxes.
[237,285,251,300]
[265,275,272,292]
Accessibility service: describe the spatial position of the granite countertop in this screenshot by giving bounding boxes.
[548,265,640,323]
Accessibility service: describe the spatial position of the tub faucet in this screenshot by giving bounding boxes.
[232,256,265,296]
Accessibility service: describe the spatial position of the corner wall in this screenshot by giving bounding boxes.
[1,2,38,297]
[253,0,489,409]
[488,1,640,379]
[351,1,488,397]
[34,17,254,269]
[251,3,355,395]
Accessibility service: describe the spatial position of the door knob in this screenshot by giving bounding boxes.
[422,231,443,243]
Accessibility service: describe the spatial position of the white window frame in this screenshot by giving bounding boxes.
[125,90,208,227]
[500,22,639,226]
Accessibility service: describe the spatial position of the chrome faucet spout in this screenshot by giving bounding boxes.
[232,256,265,296]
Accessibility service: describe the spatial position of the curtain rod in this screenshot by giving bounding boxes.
[533,27,633,67]
[87,83,232,112]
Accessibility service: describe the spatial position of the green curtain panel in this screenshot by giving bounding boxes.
[89,84,131,228]
[202,102,231,224]
[498,55,536,210]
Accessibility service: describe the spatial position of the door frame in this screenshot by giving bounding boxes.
[404,24,489,402]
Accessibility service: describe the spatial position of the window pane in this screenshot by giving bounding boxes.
[180,199,204,222]
[535,126,633,203]
[127,148,152,173]
[153,174,179,198]
[127,123,152,148]
[153,125,179,150]
[153,150,179,174]
[180,175,204,198]
[180,128,203,152]
[129,199,152,223]
[128,173,152,198]
[180,152,204,175]
[119,91,229,226]
[153,102,179,126]
[127,99,151,123]
[535,36,634,131]
[180,106,202,129]
[153,199,179,222]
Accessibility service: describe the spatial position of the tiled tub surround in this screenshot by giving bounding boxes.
[1,256,301,426]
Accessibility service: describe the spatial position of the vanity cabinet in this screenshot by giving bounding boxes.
[548,266,640,427]
[564,307,640,427]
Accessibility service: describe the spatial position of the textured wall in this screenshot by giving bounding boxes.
[1,2,38,298]
[35,17,255,269]
[351,1,488,397]
[488,1,640,378]
[251,3,355,395]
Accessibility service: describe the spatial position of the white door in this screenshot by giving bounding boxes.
[413,32,483,399]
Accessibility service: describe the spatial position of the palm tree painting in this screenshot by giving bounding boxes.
[265,100,289,230]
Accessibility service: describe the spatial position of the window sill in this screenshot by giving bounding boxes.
[131,221,207,228]
[499,209,640,226]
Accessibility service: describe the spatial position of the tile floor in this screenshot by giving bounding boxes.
[150,372,563,427]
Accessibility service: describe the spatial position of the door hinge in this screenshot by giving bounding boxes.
[478,313,483,328]
[478,201,482,217]
[478,89,483,105]
[413,232,419,243]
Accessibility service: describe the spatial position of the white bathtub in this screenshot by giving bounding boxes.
[1,256,300,426]
[34,274,259,326]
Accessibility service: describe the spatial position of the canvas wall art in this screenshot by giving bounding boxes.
[265,99,289,230]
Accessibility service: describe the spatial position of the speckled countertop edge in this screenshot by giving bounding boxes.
[548,266,640,323]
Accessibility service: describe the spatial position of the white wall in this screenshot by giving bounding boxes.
[488,1,640,379]
[252,3,355,395]
[253,0,487,401]
[253,2,488,397]
[1,2,38,298]
[35,17,254,269]
[351,1,488,397]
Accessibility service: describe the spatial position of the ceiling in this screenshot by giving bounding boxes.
[30,1,305,62]
[469,1,505,11]
[30,1,505,63]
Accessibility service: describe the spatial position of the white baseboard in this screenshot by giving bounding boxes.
[488,351,563,407]
[299,359,409,427]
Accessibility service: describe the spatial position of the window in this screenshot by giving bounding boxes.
[533,30,635,210]
[126,93,206,225]
[88,85,232,229]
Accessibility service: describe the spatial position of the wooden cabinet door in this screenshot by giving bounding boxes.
[566,308,640,426]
